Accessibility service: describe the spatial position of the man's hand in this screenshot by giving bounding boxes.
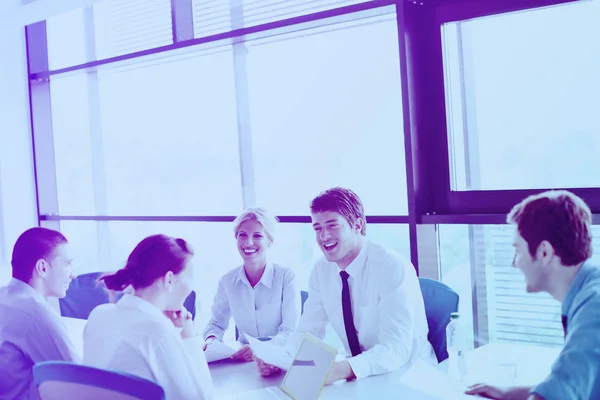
[231,345,254,362]
[325,360,355,385]
[465,384,534,400]
[255,356,282,376]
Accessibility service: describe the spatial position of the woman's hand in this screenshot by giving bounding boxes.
[164,308,197,339]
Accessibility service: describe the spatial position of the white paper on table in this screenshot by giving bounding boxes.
[246,335,293,370]
[204,340,237,363]
[399,360,477,400]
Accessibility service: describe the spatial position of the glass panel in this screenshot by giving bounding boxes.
[443,1,600,191]
[49,46,243,216]
[192,0,371,39]
[0,265,11,287]
[247,12,407,215]
[438,224,600,349]
[59,221,101,274]
[93,0,173,59]
[60,221,239,335]
[46,9,87,70]
[45,0,173,70]
[59,221,408,344]
[50,74,97,215]
[241,0,368,27]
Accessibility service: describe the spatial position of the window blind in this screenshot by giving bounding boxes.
[192,0,369,38]
[93,0,173,59]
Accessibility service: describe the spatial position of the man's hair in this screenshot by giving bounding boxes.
[12,227,68,282]
[507,190,592,266]
[310,187,366,235]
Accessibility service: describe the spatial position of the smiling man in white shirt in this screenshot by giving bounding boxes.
[257,187,435,383]
[0,227,79,400]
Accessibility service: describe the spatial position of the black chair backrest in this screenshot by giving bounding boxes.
[300,290,308,315]
[418,277,459,362]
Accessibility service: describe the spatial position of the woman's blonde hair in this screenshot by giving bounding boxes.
[233,208,279,242]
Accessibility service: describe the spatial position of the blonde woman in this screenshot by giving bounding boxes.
[203,208,299,361]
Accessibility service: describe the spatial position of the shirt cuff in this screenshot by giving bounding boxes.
[203,329,224,342]
[531,375,577,400]
[346,353,371,380]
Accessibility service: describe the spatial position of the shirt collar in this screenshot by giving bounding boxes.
[236,263,274,289]
[339,240,368,278]
[562,260,596,315]
[117,294,172,326]
[7,277,50,306]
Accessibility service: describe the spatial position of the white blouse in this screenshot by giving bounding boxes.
[83,294,213,400]
[203,263,299,345]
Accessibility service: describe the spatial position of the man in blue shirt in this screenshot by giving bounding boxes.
[0,227,79,400]
[466,190,600,400]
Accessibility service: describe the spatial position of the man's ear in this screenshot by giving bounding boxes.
[354,217,365,233]
[537,240,555,264]
[34,259,48,278]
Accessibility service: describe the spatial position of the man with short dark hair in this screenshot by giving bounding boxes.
[0,227,79,400]
[256,187,436,383]
[467,190,600,400]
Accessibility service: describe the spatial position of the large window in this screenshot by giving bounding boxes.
[50,46,243,216]
[26,0,600,353]
[192,0,370,38]
[46,0,173,70]
[61,220,409,334]
[35,2,411,341]
[247,14,407,215]
[439,224,600,349]
[443,0,600,191]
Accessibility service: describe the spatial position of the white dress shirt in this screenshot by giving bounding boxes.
[295,240,436,379]
[83,294,213,400]
[0,278,80,400]
[203,263,298,345]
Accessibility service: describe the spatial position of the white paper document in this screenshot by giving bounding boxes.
[246,335,293,370]
[399,360,477,400]
[204,340,237,363]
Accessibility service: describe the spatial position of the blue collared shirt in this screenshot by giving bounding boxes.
[0,278,79,400]
[532,261,600,400]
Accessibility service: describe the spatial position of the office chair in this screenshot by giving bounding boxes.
[33,361,165,400]
[418,277,460,362]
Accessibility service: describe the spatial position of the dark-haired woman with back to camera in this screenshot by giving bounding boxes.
[83,234,213,400]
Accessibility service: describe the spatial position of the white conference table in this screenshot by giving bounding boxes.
[209,343,561,400]
[210,357,464,400]
[62,316,561,399]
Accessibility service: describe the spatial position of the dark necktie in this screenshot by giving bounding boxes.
[561,315,568,338]
[340,271,362,357]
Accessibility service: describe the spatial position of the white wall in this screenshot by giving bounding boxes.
[0,0,107,286]
[0,0,37,282]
